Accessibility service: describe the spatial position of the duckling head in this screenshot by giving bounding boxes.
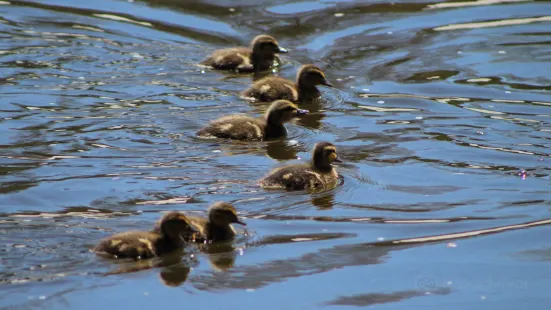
[208,202,246,227]
[159,211,198,241]
[265,100,309,125]
[251,35,288,56]
[297,64,333,88]
[312,142,342,169]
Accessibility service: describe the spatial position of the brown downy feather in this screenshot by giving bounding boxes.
[243,64,333,103]
[94,212,196,259]
[187,202,246,243]
[196,100,308,140]
[201,35,287,72]
[259,142,342,191]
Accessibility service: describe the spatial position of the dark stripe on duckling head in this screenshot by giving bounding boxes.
[209,201,237,215]
[297,64,324,79]
[159,212,197,240]
[251,35,286,54]
[323,145,342,163]
[160,211,190,224]
[314,141,335,151]
[312,142,341,169]
[251,35,277,46]
[265,100,297,115]
[265,100,308,125]
[209,201,246,226]
[296,64,332,88]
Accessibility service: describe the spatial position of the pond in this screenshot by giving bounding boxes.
[1,0,550,308]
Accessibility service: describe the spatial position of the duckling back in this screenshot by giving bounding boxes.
[259,164,338,191]
[243,77,298,103]
[196,115,268,140]
[94,231,164,259]
[201,47,254,72]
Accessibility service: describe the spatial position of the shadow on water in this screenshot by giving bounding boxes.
[1,0,551,308]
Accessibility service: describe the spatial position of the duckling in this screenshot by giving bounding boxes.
[196,100,308,140]
[187,202,246,242]
[201,35,287,72]
[259,142,342,191]
[242,64,333,103]
[94,212,197,259]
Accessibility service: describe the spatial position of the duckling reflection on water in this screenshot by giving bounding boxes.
[201,35,287,72]
[266,139,300,160]
[187,202,246,243]
[196,100,308,140]
[311,191,336,209]
[94,211,197,259]
[159,264,192,287]
[243,64,333,103]
[259,142,342,191]
[104,251,194,281]
[104,253,194,287]
[197,242,238,272]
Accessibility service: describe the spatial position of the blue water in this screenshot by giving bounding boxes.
[1,0,550,309]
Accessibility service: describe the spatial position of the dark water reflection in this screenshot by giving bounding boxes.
[1,0,551,308]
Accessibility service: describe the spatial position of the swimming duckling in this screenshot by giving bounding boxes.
[94,212,197,259]
[259,142,342,191]
[187,202,246,243]
[201,35,287,72]
[242,64,333,103]
[196,100,308,140]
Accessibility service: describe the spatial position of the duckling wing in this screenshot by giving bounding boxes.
[243,77,298,102]
[201,47,253,71]
[197,115,265,140]
[94,231,161,258]
[259,164,325,190]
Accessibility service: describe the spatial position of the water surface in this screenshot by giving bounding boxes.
[1,0,551,309]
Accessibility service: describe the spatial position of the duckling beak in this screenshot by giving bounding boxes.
[322,80,334,87]
[333,156,343,163]
[277,46,288,53]
[296,109,309,116]
[235,219,247,226]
